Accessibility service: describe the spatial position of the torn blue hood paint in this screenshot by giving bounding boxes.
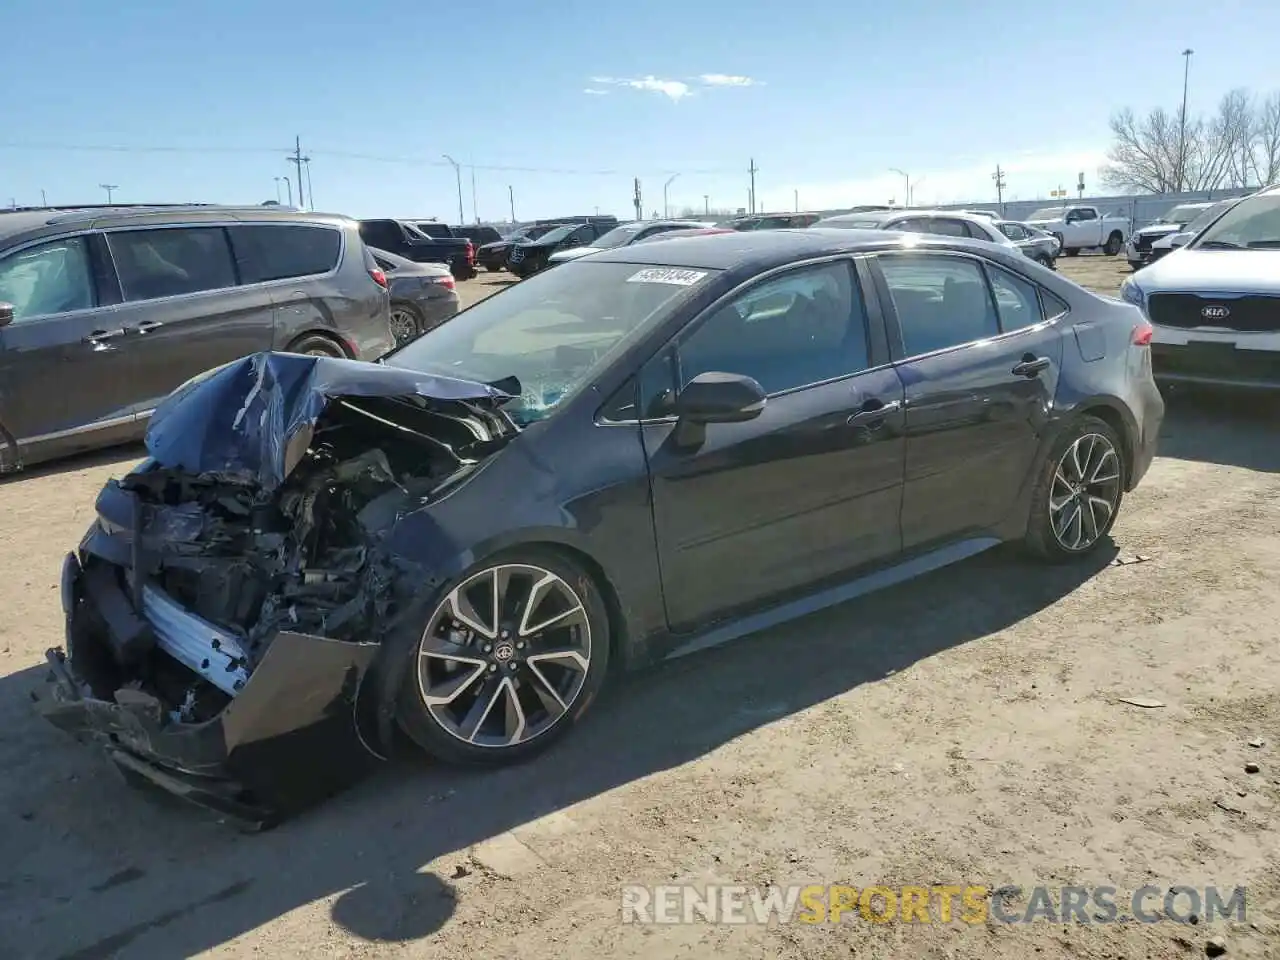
[144,352,511,491]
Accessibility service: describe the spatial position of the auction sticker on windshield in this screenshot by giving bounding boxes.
[626,268,708,286]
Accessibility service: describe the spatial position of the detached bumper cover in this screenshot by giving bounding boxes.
[34,552,384,824]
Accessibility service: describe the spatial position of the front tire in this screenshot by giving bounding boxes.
[1104,231,1124,256]
[396,548,612,766]
[1024,416,1125,563]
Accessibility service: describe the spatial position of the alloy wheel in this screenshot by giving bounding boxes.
[389,307,419,343]
[1049,433,1122,551]
[416,564,593,748]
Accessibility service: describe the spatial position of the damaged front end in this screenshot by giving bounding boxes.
[35,352,517,825]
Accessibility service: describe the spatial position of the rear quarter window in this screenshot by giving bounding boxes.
[229,224,342,283]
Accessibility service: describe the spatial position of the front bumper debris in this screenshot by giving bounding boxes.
[34,551,383,827]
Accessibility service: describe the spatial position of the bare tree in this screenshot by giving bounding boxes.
[1255,92,1280,185]
[1103,89,1280,193]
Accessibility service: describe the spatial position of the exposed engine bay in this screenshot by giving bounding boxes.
[73,353,518,727]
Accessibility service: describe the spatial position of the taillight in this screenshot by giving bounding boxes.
[431,276,456,291]
[369,267,388,289]
[1131,321,1153,346]
[465,240,475,264]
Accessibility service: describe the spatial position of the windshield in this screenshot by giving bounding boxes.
[1027,207,1064,221]
[1181,201,1234,235]
[1159,204,1206,225]
[1193,194,1280,249]
[529,224,578,244]
[384,260,718,425]
[590,224,647,248]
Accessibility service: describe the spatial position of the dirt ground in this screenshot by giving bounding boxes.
[3,262,1280,960]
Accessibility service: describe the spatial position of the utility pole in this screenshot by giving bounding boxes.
[508,185,515,222]
[303,157,314,210]
[992,164,1006,212]
[99,183,119,203]
[890,168,910,207]
[287,136,309,210]
[633,178,643,221]
[442,155,464,225]
[663,173,679,218]
[282,176,293,207]
[40,189,47,206]
[748,158,758,214]
[470,164,478,223]
[1177,48,1194,192]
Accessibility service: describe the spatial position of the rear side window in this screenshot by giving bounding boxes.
[0,236,96,321]
[878,254,999,356]
[229,224,341,283]
[108,227,237,302]
[926,218,970,238]
[986,265,1044,331]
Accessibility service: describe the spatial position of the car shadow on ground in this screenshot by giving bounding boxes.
[0,442,145,485]
[2,541,1116,959]
[1156,389,1280,473]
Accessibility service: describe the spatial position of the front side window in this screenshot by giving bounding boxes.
[999,223,1027,240]
[109,227,237,302]
[926,218,971,238]
[230,224,341,283]
[384,260,714,425]
[677,260,870,396]
[987,266,1044,332]
[878,254,999,357]
[0,236,96,322]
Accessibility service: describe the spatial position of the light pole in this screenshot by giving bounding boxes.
[273,177,282,203]
[40,189,47,206]
[283,176,292,207]
[443,155,464,225]
[99,183,119,203]
[663,173,679,218]
[302,158,314,210]
[890,168,910,206]
[1177,48,1194,192]
[703,194,709,216]
[470,163,478,223]
[508,185,515,222]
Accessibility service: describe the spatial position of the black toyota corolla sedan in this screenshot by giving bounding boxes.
[37,228,1164,825]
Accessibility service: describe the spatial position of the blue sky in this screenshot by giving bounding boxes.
[2,0,1277,221]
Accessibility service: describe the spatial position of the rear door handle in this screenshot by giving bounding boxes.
[847,399,902,426]
[1012,355,1051,377]
[82,328,126,344]
[132,320,164,334]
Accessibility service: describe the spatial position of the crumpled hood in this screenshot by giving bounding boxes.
[1134,249,1280,294]
[144,352,512,491]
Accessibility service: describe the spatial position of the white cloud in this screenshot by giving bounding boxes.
[698,74,757,87]
[583,88,609,95]
[587,75,692,101]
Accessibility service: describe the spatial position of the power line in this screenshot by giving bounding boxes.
[0,140,733,178]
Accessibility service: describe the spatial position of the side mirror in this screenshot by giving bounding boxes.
[673,372,766,424]
[0,302,13,328]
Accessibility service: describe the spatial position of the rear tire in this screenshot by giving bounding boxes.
[485,264,502,273]
[1024,415,1126,563]
[285,332,348,358]
[396,546,612,766]
[1064,247,1079,257]
[1104,231,1123,256]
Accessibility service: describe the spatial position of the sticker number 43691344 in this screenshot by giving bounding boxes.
[626,268,708,286]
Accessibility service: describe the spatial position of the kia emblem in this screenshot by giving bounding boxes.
[1201,304,1231,320]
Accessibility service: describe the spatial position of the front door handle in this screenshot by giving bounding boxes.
[1012,355,1051,378]
[847,399,902,426]
[132,320,164,334]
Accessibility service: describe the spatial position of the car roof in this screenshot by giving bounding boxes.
[0,204,352,243]
[585,226,1006,271]
[819,208,994,227]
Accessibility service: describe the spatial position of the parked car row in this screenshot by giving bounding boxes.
[814,208,1061,268]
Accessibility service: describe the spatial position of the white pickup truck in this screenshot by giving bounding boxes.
[1024,205,1130,257]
